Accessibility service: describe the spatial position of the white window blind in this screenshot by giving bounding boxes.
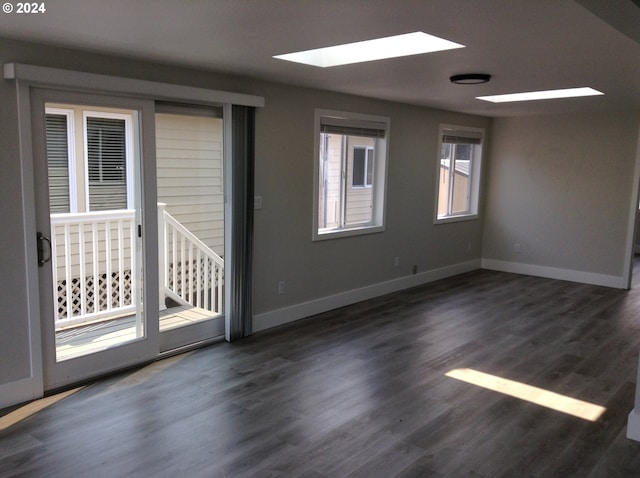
[87,116,127,210]
[320,117,387,138]
[45,114,71,213]
[442,130,482,145]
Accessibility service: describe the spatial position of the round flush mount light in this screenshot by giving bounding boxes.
[450,74,491,85]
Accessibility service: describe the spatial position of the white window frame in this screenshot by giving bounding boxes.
[434,124,484,224]
[44,107,78,213]
[83,110,135,211]
[313,108,390,241]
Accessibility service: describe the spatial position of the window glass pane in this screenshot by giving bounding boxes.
[451,144,472,215]
[352,147,366,187]
[87,117,127,210]
[366,148,374,186]
[46,114,70,213]
[345,137,374,226]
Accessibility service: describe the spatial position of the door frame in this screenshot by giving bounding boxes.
[5,62,263,404]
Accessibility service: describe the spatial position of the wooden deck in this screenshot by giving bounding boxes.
[56,305,215,361]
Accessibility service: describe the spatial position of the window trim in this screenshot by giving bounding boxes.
[313,109,390,241]
[434,124,484,224]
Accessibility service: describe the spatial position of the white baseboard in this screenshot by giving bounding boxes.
[0,376,43,411]
[480,258,627,289]
[628,410,640,441]
[253,259,481,333]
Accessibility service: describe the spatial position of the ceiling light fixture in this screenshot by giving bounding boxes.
[477,87,604,103]
[273,31,465,68]
[450,74,491,85]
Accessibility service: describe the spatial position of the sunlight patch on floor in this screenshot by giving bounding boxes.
[445,368,606,422]
[0,387,84,431]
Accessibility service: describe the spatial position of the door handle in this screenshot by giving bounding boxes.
[37,232,52,267]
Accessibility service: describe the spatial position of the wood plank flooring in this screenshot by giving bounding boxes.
[4,266,640,477]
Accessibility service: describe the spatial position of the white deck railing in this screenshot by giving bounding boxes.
[51,205,223,330]
[51,210,138,329]
[158,203,224,315]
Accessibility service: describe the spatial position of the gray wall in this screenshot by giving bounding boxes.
[0,38,488,397]
[482,112,640,278]
[252,83,488,315]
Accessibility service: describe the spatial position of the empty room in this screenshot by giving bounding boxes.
[2,1,640,476]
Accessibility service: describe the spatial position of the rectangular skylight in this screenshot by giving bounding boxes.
[274,31,464,68]
[477,87,604,103]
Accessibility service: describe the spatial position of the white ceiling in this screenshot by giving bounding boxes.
[1,0,639,117]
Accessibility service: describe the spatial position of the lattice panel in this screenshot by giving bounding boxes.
[56,270,133,320]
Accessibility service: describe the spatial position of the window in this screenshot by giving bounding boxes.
[45,105,134,213]
[314,109,389,240]
[86,115,128,210]
[435,125,483,223]
[352,146,374,187]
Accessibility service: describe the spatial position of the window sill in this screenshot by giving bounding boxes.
[434,214,479,225]
[313,224,384,241]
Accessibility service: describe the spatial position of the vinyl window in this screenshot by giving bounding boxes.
[314,109,389,240]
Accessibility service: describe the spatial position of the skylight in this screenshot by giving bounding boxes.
[477,87,604,103]
[273,31,465,68]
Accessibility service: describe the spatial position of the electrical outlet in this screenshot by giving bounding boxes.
[278,281,285,295]
[394,256,400,267]
[467,241,472,252]
[412,265,418,275]
[514,243,521,253]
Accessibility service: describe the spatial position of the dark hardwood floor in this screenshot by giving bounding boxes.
[3,264,640,477]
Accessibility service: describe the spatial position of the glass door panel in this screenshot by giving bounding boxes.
[32,89,157,391]
[44,103,145,362]
[155,106,225,351]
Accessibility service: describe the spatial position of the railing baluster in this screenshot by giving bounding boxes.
[92,221,99,315]
[203,255,210,311]
[172,226,177,298]
[217,264,223,314]
[196,249,202,308]
[64,223,72,320]
[51,223,59,324]
[105,220,112,312]
[118,219,124,309]
[180,232,186,301]
[188,242,194,304]
[78,222,86,317]
[129,216,136,307]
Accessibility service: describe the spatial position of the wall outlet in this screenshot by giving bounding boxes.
[514,243,521,253]
[467,241,472,252]
[394,256,400,267]
[278,281,285,295]
[412,265,418,275]
[254,195,263,210]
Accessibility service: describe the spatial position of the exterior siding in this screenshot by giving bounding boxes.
[155,113,224,255]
